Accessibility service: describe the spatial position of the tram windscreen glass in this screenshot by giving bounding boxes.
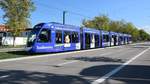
[103,35,109,42]
[72,32,79,43]
[37,29,51,43]
[27,28,40,47]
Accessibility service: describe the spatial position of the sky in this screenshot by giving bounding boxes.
[0,0,150,34]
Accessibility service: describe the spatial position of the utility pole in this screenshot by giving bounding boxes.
[63,11,67,25]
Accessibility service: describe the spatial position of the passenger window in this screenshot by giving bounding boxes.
[120,37,123,41]
[56,30,62,44]
[64,31,71,43]
[95,34,99,43]
[129,37,132,41]
[72,32,79,43]
[38,29,51,43]
[103,35,109,42]
[85,33,91,44]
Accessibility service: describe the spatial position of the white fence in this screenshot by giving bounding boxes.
[2,37,27,46]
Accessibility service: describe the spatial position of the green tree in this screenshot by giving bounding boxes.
[109,20,120,32]
[82,15,110,31]
[109,20,126,33]
[82,15,150,42]
[0,0,35,46]
[139,29,150,41]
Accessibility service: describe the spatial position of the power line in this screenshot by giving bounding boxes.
[34,1,92,19]
[67,11,92,19]
[51,0,95,16]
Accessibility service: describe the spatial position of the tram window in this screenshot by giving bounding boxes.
[119,37,123,41]
[129,37,132,41]
[38,29,51,43]
[112,35,115,41]
[103,35,109,42]
[95,34,99,43]
[56,30,62,44]
[64,31,71,43]
[85,33,90,44]
[112,35,115,38]
[72,32,79,43]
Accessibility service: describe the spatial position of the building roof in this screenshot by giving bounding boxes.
[0,25,9,32]
[0,25,32,32]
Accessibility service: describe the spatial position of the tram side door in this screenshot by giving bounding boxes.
[85,33,91,49]
[80,32,83,49]
[91,34,95,48]
[111,35,114,46]
[114,35,117,46]
[95,34,99,48]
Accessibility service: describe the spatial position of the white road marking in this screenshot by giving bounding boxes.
[0,75,10,79]
[92,47,150,84]
[133,46,149,48]
[55,60,79,67]
[110,77,150,81]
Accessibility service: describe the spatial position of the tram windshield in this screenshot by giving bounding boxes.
[27,28,40,47]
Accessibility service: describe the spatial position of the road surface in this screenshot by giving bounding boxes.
[0,42,150,84]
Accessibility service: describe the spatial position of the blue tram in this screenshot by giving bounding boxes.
[81,27,100,49]
[26,22,80,53]
[26,22,132,53]
[101,30,110,47]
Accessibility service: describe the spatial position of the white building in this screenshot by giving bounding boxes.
[0,25,32,46]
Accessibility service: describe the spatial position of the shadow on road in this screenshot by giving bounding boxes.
[66,56,125,63]
[6,50,79,56]
[6,51,53,56]
[80,64,150,84]
[0,70,90,84]
[7,51,32,55]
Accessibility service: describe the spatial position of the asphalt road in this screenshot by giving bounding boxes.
[0,42,150,84]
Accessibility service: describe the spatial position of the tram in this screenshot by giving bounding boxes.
[26,22,132,53]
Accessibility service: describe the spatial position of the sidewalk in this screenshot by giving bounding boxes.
[0,47,24,52]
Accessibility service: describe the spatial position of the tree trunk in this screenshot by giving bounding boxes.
[13,36,16,47]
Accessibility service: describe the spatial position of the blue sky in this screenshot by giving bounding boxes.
[0,0,150,33]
